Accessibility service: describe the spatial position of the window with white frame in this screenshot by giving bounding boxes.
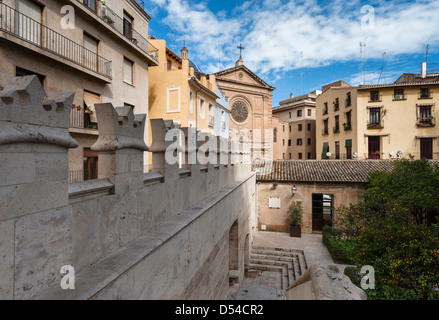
[123,57,134,85]
[208,103,214,127]
[189,89,194,114]
[167,87,180,113]
[199,97,206,119]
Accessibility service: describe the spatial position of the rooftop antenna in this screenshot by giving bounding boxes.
[360,36,368,84]
[168,26,175,52]
[377,52,386,84]
[426,44,430,64]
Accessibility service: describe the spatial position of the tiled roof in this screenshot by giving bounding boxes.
[256,160,396,183]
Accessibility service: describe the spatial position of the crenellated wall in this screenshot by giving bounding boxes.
[0,76,256,300]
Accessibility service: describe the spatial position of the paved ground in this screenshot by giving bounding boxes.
[228,231,350,300]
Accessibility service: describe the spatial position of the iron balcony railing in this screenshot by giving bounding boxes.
[75,0,158,62]
[70,106,98,130]
[0,2,112,79]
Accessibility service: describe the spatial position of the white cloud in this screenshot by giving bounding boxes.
[149,0,439,78]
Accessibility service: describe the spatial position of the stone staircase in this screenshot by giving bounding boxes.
[249,246,308,290]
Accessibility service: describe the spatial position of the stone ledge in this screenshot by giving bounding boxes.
[33,173,255,300]
[68,179,114,203]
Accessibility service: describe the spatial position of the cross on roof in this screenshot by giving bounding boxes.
[237,43,245,59]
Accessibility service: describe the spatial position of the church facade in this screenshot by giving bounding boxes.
[214,56,276,161]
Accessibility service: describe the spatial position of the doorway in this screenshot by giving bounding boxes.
[368,136,381,159]
[312,194,333,232]
[420,138,433,160]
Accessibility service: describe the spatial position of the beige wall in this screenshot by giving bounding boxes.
[316,83,439,160]
[257,182,366,234]
[316,87,358,160]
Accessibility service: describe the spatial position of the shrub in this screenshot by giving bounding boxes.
[322,226,356,264]
[287,201,303,227]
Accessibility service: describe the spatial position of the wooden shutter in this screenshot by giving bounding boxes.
[16,0,42,45]
[124,58,133,84]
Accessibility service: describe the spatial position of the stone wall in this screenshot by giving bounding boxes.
[0,76,256,300]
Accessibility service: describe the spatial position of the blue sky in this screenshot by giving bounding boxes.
[139,0,439,106]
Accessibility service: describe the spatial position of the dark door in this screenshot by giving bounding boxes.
[420,138,433,160]
[368,136,381,159]
[312,194,333,232]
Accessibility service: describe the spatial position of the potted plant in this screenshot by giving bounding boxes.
[287,201,302,238]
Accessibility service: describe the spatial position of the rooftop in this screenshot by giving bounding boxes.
[256,160,397,183]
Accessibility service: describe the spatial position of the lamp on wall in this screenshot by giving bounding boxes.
[292,185,297,196]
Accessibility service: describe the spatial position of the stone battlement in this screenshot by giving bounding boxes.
[0,76,256,300]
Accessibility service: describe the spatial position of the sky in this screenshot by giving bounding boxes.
[138,0,439,106]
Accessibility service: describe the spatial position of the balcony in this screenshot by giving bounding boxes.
[0,2,112,80]
[333,126,340,134]
[333,101,340,111]
[367,119,384,129]
[70,106,98,131]
[343,123,352,131]
[417,117,436,128]
[74,0,158,65]
[322,129,329,136]
[393,93,407,101]
[369,94,382,103]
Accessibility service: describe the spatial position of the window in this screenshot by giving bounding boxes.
[370,90,380,102]
[420,88,430,99]
[307,123,312,131]
[273,128,277,142]
[307,153,312,160]
[283,139,285,146]
[82,0,97,12]
[335,141,340,160]
[199,98,205,119]
[346,139,353,160]
[123,11,134,39]
[123,58,134,85]
[189,90,194,114]
[323,103,328,115]
[345,110,352,129]
[83,33,99,71]
[308,109,312,117]
[289,112,292,119]
[288,140,292,146]
[346,92,352,106]
[394,89,405,100]
[289,153,292,160]
[323,119,329,135]
[283,153,285,160]
[334,115,340,132]
[298,124,303,131]
[83,90,101,129]
[418,105,434,126]
[16,67,45,86]
[298,153,303,160]
[322,143,329,159]
[307,138,312,146]
[283,125,285,132]
[16,0,42,45]
[297,139,303,146]
[297,110,303,117]
[208,103,214,127]
[289,125,292,133]
[83,148,98,181]
[334,98,340,111]
[369,108,381,125]
[221,111,226,131]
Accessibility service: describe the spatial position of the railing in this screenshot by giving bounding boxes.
[0,2,112,79]
[419,90,433,99]
[367,119,384,129]
[70,107,98,129]
[333,126,340,134]
[369,94,382,102]
[75,0,158,61]
[69,170,84,184]
[322,129,329,135]
[417,116,436,127]
[393,93,407,101]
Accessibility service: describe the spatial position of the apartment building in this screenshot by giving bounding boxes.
[0,0,159,180]
[316,66,439,160]
[272,91,319,160]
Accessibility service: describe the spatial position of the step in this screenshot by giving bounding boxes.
[249,264,289,290]
[252,246,304,255]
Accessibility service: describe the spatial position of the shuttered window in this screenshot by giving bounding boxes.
[16,0,42,45]
[83,34,98,71]
[123,58,134,84]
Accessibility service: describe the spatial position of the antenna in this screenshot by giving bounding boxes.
[426,44,430,64]
[168,26,175,51]
[360,36,368,84]
[377,52,386,84]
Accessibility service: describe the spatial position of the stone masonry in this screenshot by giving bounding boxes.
[0,76,257,300]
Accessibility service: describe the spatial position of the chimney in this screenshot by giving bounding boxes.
[421,62,427,79]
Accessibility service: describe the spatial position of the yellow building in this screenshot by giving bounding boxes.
[148,39,219,149]
[316,70,439,160]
